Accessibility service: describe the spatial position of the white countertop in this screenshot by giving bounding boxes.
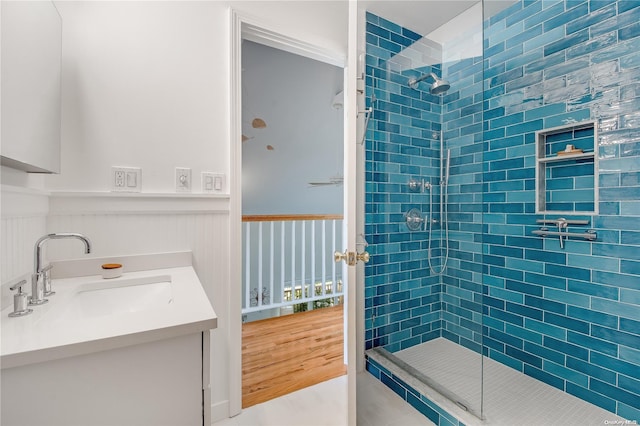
[1,254,217,369]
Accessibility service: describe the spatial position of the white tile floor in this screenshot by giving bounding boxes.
[212,376,347,426]
[212,373,434,426]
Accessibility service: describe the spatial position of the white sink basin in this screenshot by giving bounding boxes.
[2,255,217,370]
[59,275,173,319]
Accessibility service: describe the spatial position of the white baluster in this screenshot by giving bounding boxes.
[311,220,318,297]
[291,220,296,300]
[245,222,250,310]
[281,221,285,303]
[301,220,306,301]
[270,221,274,305]
[258,221,263,307]
[332,220,336,295]
[322,220,327,296]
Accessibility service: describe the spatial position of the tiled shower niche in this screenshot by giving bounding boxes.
[535,121,598,214]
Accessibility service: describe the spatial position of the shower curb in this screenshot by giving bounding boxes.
[366,348,481,426]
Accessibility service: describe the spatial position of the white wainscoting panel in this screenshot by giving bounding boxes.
[1,185,50,309]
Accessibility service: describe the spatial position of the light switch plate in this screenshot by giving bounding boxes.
[202,172,225,193]
[176,167,192,193]
[112,167,141,192]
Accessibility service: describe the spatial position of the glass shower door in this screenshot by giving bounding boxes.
[361,0,486,420]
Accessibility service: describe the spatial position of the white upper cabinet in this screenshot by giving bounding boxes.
[1,1,62,173]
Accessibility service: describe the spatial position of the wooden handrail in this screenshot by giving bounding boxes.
[242,214,343,222]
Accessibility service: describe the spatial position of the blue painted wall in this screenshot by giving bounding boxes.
[365,0,640,420]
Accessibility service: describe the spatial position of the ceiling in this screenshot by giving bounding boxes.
[361,0,518,37]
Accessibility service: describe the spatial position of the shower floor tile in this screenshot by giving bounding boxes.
[382,338,627,426]
[395,338,483,411]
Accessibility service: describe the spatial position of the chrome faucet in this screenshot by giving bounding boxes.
[29,233,92,306]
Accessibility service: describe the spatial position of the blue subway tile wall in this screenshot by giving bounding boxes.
[364,9,486,421]
[365,0,640,422]
[364,11,444,355]
[441,23,486,357]
[483,0,640,418]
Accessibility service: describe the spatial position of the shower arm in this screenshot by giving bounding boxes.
[409,72,437,87]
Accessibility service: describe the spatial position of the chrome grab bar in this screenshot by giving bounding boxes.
[532,218,593,248]
[536,219,589,225]
[531,229,597,240]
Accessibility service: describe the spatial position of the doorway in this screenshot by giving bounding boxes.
[240,38,345,407]
[229,13,350,415]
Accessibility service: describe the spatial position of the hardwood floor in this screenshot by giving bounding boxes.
[242,305,346,408]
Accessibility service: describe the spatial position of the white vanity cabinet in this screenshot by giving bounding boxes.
[1,333,208,426]
[1,253,217,426]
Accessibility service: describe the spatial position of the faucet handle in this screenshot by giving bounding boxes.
[8,279,33,317]
[28,273,49,306]
[9,279,27,292]
[41,264,55,296]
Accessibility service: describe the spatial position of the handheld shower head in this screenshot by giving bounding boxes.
[407,72,451,94]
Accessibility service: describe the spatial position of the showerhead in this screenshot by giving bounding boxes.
[407,72,451,95]
[430,78,451,95]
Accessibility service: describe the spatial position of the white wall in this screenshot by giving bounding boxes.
[47,0,347,194]
[233,1,348,57]
[48,1,227,193]
[17,1,347,422]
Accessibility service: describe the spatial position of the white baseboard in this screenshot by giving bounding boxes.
[210,400,230,424]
